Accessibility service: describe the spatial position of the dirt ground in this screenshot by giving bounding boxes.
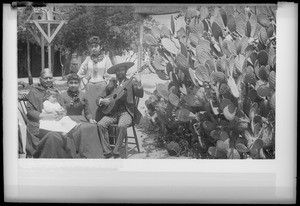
[18,73,191,159]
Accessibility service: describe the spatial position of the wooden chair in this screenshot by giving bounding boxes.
[18,92,46,158]
[108,98,141,159]
[18,93,31,158]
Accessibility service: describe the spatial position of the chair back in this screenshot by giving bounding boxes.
[18,94,29,125]
[18,94,29,157]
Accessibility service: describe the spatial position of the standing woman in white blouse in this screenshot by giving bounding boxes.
[77,36,113,121]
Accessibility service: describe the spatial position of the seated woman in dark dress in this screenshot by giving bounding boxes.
[25,68,75,158]
[61,74,104,158]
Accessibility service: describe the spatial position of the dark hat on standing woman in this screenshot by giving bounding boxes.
[87,36,101,45]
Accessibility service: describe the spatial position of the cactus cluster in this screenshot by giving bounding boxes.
[144,5,276,159]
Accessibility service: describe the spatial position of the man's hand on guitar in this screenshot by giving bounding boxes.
[133,73,142,86]
[100,98,111,106]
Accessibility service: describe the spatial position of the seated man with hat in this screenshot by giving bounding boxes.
[96,56,144,159]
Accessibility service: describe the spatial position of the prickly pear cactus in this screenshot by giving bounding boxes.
[144,5,276,159]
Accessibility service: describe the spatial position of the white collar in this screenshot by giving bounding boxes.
[116,79,125,87]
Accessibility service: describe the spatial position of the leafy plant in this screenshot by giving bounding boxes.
[144,5,276,159]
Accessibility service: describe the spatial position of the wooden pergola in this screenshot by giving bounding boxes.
[134,5,186,71]
[25,6,67,72]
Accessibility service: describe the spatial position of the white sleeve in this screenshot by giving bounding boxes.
[106,55,113,69]
[104,56,113,79]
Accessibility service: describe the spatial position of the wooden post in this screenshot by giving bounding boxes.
[48,44,52,71]
[47,22,52,71]
[41,36,45,70]
[51,44,55,75]
[137,14,144,71]
[26,36,33,85]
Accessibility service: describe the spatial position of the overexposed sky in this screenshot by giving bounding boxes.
[152,13,185,30]
[150,5,200,30]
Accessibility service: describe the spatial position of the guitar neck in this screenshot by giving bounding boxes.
[121,75,135,89]
[117,65,146,90]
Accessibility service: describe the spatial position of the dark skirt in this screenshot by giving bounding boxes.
[28,115,104,158]
[85,81,107,121]
[71,123,104,158]
[33,129,76,158]
[69,115,104,158]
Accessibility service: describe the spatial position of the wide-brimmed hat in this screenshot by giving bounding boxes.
[107,56,134,74]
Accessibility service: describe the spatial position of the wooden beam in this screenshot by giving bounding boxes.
[27,26,41,46]
[135,6,185,15]
[52,11,65,20]
[41,36,45,70]
[32,20,66,44]
[48,22,51,71]
[26,11,34,22]
[48,44,52,71]
[48,21,65,43]
[27,20,63,24]
[32,20,51,43]
[27,36,33,85]
[48,21,50,38]
[137,15,144,71]
[47,5,53,20]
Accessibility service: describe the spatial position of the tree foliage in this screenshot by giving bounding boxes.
[53,5,141,56]
[18,5,141,55]
[17,5,147,76]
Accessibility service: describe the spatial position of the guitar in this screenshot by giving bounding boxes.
[101,65,147,114]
